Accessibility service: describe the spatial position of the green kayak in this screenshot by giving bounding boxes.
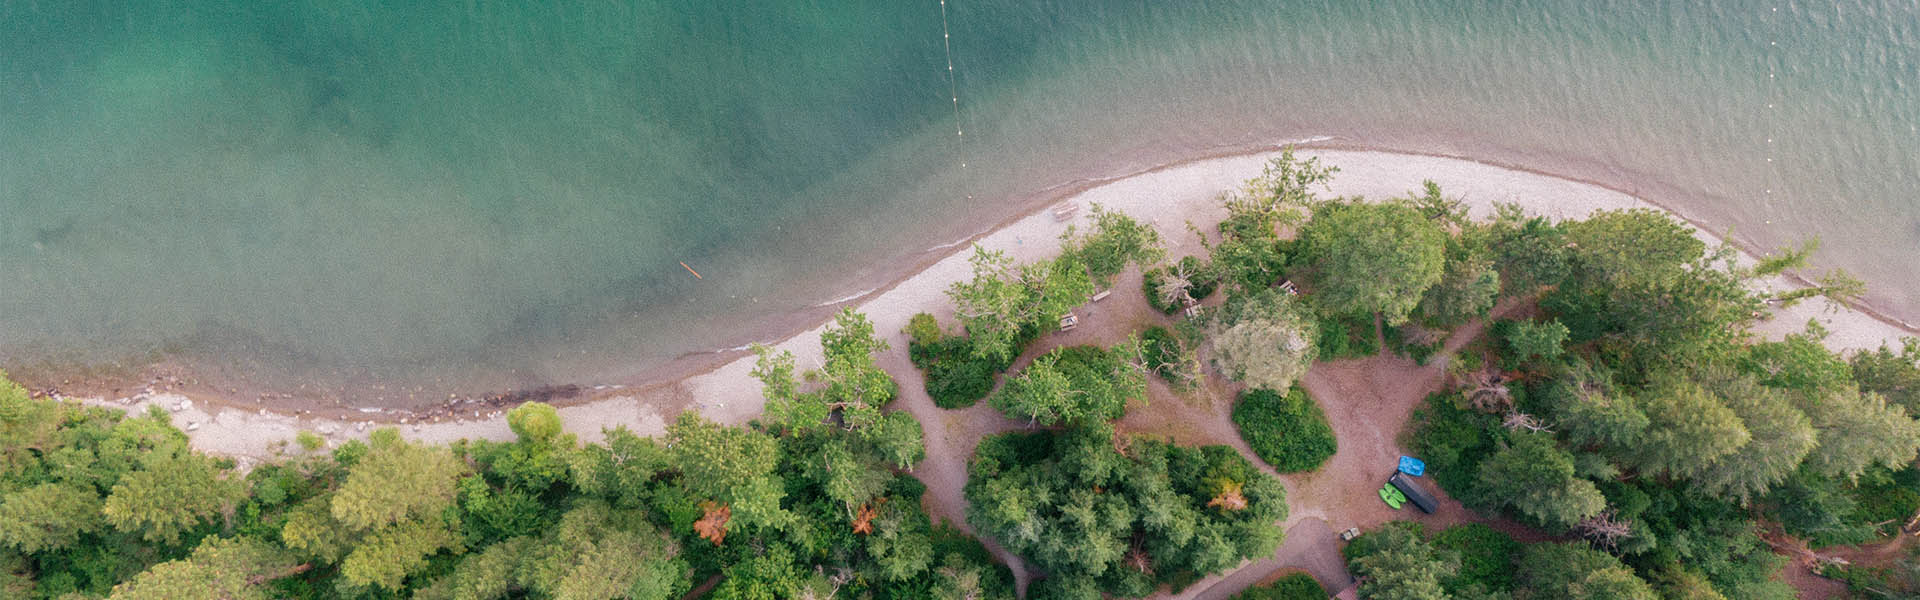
[1379,484,1406,509]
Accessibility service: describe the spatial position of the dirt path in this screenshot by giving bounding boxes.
[883,347,1032,595]
[1173,518,1354,600]
[889,263,1564,598]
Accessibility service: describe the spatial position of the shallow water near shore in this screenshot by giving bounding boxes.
[3,1,1917,406]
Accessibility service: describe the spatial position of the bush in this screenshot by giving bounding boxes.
[1432,523,1519,593]
[1231,572,1325,600]
[1315,313,1378,360]
[1232,386,1337,473]
[1384,323,1445,365]
[1142,326,1179,379]
[1408,393,1502,499]
[1851,465,1920,539]
[909,329,1012,409]
[904,312,943,347]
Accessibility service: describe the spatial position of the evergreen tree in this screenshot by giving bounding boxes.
[1626,377,1748,481]
[1474,432,1606,529]
[1799,387,1920,481]
[107,536,306,600]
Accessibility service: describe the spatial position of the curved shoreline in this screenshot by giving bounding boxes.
[60,145,1920,463]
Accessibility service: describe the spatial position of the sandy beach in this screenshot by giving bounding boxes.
[64,147,1919,466]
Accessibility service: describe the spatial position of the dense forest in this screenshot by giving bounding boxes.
[7,150,1920,599]
[0,309,1011,599]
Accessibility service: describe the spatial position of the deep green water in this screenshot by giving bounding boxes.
[4,1,1917,404]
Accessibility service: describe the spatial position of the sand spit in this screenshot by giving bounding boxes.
[68,148,1917,462]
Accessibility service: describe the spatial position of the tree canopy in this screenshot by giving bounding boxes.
[1297,199,1447,325]
[1205,289,1318,392]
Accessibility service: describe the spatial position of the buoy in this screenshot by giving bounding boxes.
[681,261,703,279]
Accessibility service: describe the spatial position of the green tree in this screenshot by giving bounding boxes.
[1851,338,1920,413]
[1514,542,1656,600]
[1690,373,1815,503]
[517,501,687,600]
[990,344,1144,426]
[1627,377,1749,481]
[330,430,467,531]
[108,536,307,600]
[1343,521,1455,600]
[666,413,791,531]
[103,448,241,545]
[869,410,926,470]
[1060,203,1165,286]
[1487,203,1569,296]
[948,247,1033,363]
[339,516,462,591]
[506,402,564,446]
[866,502,934,581]
[1799,387,1920,481]
[1298,199,1447,325]
[1473,432,1606,529]
[0,483,102,553]
[567,426,672,507]
[1202,150,1337,293]
[1506,319,1569,364]
[1224,149,1338,226]
[413,536,528,600]
[1562,209,1704,291]
[1419,239,1501,327]
[666,412,778,502]
[1543,373,1649,451]
[756,308,898,435]
[1206,289,1318,392]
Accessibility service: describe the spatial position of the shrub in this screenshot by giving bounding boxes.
[910,332,1010,409]
[1232,386,1336,473]
[1384,323,1446,365]
[1850,465,1920,539]
[1142,326,1184,384]
[1408,393,1503,499]
[1314,313,1378,361]
[1432,523,1519,593]
[904,312,943,347]
[1231,572,1325,600]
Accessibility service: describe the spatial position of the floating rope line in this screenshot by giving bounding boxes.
[939,0,961,139]
[1763,5,1779,203]
[939,0,976,200]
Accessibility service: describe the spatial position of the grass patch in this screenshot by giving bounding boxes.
[1232,386,1336,473]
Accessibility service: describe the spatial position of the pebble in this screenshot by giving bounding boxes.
[185,421,200,431]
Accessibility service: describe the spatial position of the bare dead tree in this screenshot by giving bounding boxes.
[1156,262,1198,309]
[1575,510,1634,551]
[1502,412,1553,433]
[1466,367,1514,413]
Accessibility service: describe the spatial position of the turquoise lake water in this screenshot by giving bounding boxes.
[3,1,1917,404]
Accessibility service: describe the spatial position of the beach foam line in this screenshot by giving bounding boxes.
[811,286,880,308]
[924,227,995,253]
[1274,135,1335,146]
